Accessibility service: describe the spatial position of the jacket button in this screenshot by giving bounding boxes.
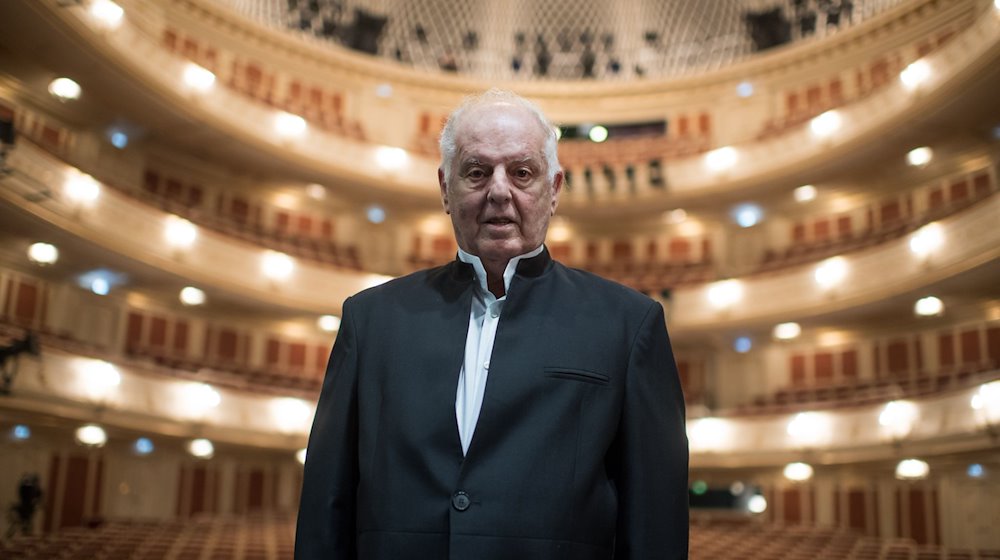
[452,491,471,511]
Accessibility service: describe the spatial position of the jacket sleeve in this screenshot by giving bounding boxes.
[295,297,360,559]
[612,301,689,559]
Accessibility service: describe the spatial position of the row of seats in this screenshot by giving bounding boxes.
[758,169,996,273]
[161,28,366,142]
[136,167,362,271]
[4,514,997,559]
[0,514,295,560]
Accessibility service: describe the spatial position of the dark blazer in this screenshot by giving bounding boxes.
[296,249,688,560]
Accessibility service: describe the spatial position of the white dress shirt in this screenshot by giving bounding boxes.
[454,244,545,455]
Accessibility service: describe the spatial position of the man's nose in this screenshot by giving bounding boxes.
[487,167,513,204]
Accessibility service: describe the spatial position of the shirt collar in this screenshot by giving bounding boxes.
[457,244,545,296]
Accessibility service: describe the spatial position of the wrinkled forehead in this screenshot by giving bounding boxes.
[453,102,549,159]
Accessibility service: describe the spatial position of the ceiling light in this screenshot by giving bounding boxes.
[375,146,408,170]
[895,458,929,480]
[971,380,1000,423]
[261,251,294,281]
[736,81,754,98]
[271,397,313,434]
[733,336,752,353]
[688,417,730,452]
[89,0,124,29]
[914,296,943,317]
[48,77,81,101]
[814,256,848,289]
[81,359,121,400]
[706,279,742,309]
[731,203,763,228]
[748,494,767,514]
[179,286,206,306]
[705,146,738,172]
[134,437,155,455]
[76,424,108,447]
[374,83,393,98]
[900,60,931,90]
[306,183,326,200]
[366,205,386,224]
[967,463,985,478]
[810,110,842,138]
[588,125,609,143]
[318,315,341,332]
[12,425,31,441]
[783,462,814,482]
[794,185,817,202]
[879,400,918,438]
[27,242,59,265]
[90,277,110,296]
[909,223,943,256]
[186,382,221,411]
[165,215,197,248]
[664,209,688,224]
[787,412,828,446]
[183,63,216,92]
[108,130,128,150]
[275,112,307,138]
[906,146,933,167]
[773,322,801,340]
[296,448,308,465]
[188,438,214,459]
[64,173,101,203]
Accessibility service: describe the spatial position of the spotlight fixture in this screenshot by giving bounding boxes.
[814,257,848,289]
[183,63,216,92]
[914,296,944,317]
[318,315,341,332]
[794,185,817,202]
[773,322,802,340]
[64,172,101,203]
[165,215,198,248]
[76,424,108,447]
[134,437,155,455]
[733,336,752,353]
[88,0,124,29]
[705,146,738,172]
[736,81,754,98]
[783,462,814,482]
[900,60,931,90]
[895,458,929,480]
[588,125,609,143]
[747,494,768,514]
[366,205,386,224]
[179,286,206,306]
[48,78,81,102]
[374,146,408,170]
[12,425,31,440]
[706,280,742,309]
[261,251,294,281]
[731,204,763,228]
[810,110,842,138]
[188,438,214,459]
[906,146,933,167]
[27,243,59,265]
[909,223,943,257]
[275,112,307,138]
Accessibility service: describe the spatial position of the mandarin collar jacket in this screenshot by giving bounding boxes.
[296,249,689,560]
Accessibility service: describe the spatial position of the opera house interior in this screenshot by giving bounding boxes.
[1,0,999,557]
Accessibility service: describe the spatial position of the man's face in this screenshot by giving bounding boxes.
[439,103,562,267]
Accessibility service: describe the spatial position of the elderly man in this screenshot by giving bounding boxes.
[296,89,688,560]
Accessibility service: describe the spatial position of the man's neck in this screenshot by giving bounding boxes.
[457,245,545,300]
[481,260,508,298]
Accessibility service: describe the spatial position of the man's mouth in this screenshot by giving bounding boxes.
[485,218,515,225]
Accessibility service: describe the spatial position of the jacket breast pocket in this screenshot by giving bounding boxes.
[544,366,611,386]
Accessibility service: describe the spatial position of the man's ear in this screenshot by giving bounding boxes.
[550,170,564,215]
[438,168,450,214]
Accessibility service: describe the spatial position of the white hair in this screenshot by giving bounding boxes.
[439,88,560,185]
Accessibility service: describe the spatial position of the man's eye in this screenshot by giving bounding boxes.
[514,168,532,179]
[466,168,487,180]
